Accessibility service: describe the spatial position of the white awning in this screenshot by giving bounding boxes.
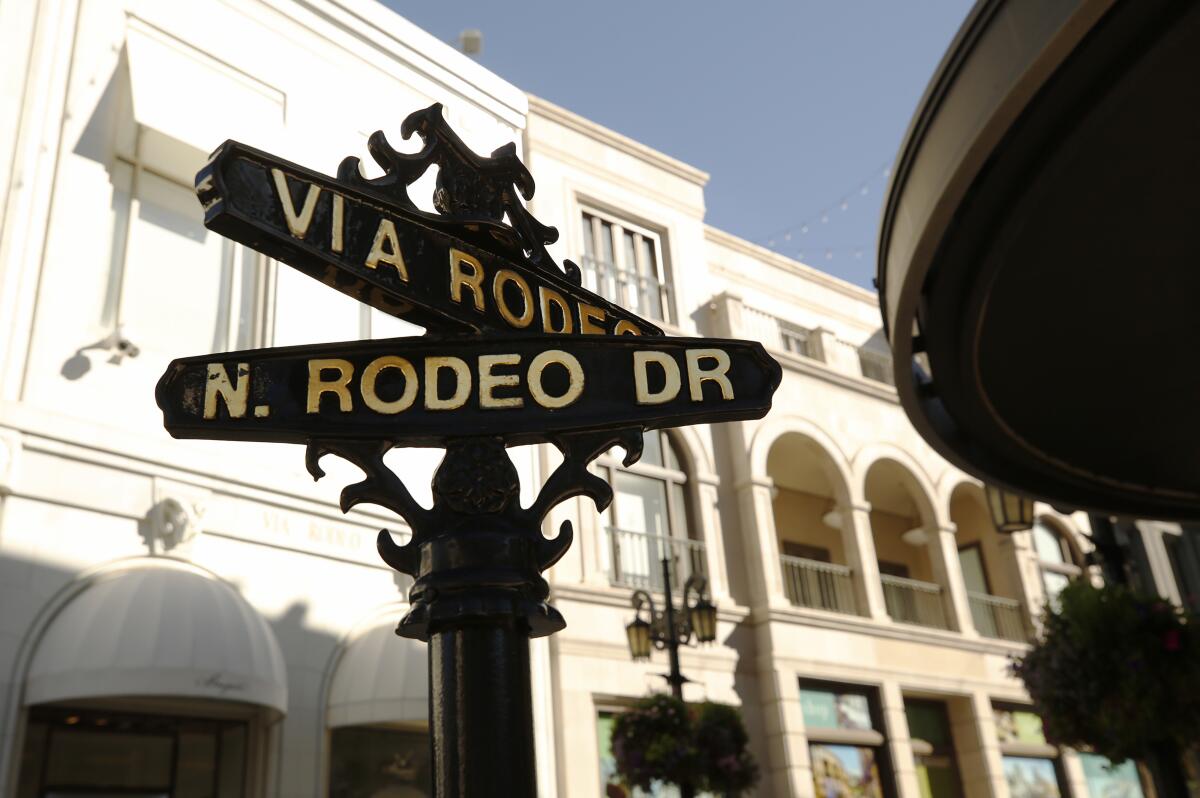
[26,561,287,715]
[123,19,284,175]
[327,616,426,727]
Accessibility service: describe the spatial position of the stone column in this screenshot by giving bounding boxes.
[736,475,789,609]
[928,525,977,635]
[880,682,921,798]
[843,503,889,620]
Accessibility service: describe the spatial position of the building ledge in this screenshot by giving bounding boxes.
[753,604,1030,657]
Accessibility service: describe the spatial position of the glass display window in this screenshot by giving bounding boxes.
[328,726,431,798]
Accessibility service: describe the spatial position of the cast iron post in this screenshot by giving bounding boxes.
[660,556,686,701]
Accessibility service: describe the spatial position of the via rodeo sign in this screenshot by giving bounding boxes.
[160,105,779,454]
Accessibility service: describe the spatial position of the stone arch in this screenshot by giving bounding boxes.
[748,414,856,504]
[662,424,714,482]
[852,443,941,528]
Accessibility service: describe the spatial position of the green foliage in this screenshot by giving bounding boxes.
[692,702,760,794]
[1012,580,1200,763]
[611,694,760,795]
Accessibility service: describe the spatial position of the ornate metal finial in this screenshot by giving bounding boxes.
[303,428,644,640]
[335,103,580,283]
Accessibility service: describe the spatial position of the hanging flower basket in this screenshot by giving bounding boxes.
[1012,580,1200,763]
[611,694,759,795]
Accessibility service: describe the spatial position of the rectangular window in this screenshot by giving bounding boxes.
[17,707,246,798]
[993,705,1065,798]
[580,210,671,323]
[1078,753,1148,798]
[328,726,431,797]
[596,711,719,798]
[780,322,817,358]
[904,699,962,798]
[105,158,270,356]
[800,682,892,798]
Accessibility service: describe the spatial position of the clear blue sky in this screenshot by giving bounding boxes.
[386,2,974,289]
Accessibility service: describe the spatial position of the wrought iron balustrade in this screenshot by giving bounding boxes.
[606,526,707,592]
[968,591,1028,642]
[880,573,949,629]
[780,555,857,614]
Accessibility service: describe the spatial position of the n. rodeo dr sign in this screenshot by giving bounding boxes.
[157,335,779,447]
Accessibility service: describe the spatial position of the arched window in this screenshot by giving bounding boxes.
[1032,520,1082,608]
[598,430,701,591]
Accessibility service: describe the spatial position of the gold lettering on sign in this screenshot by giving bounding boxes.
[271,169,320,239]
[479,353,523,409]
[614,320,641,336]
[307,359,354,413]
[528,350,584,409]
[493,270,534,329]
[425,357,471,410]
[204,363,249,419]
[360,356,418,414]
[449,248,485,312]
[579,303,606,335]
[538,287,573,334]
[331,194,345,253]
[633,351,681,405]
[686,349,734,401]
[364,219,408,279]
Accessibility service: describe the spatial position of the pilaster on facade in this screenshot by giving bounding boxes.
[842,502,889,621]
[758,664,815,798]
[880,682,922,798]
[695,474,732,604]
[965,691,1008,798]
[931,525,978,636]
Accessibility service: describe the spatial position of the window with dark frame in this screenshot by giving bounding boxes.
[16,706,247,798]
[903,698,963,798]
[800,680,894,798]
[992,704,1066,798]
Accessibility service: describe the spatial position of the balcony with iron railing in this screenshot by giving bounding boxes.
[605,526,707,592]
[880,573,950,630]
[580,256,671,324]
[968,592,1028,642]
[780,555,857,615]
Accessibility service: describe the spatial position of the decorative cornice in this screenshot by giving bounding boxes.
[527,95,710,187]
[749,604,1030,657]
[705,225,879,304]
[772,348,899,403]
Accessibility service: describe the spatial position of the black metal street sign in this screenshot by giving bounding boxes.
[195,114,661,337]
[160,103,779,797]
[156,334,780,447]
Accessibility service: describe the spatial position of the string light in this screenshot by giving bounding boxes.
[760,159,893,251]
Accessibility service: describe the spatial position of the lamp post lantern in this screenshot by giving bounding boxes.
[624,557,718,700]
[984,484,1035,533]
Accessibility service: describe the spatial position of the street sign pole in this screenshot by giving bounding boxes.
[160,104,779,796]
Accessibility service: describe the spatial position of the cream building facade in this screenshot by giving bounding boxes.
[0,1,1191,797]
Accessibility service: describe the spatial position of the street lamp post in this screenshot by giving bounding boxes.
[624,557,717,798]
